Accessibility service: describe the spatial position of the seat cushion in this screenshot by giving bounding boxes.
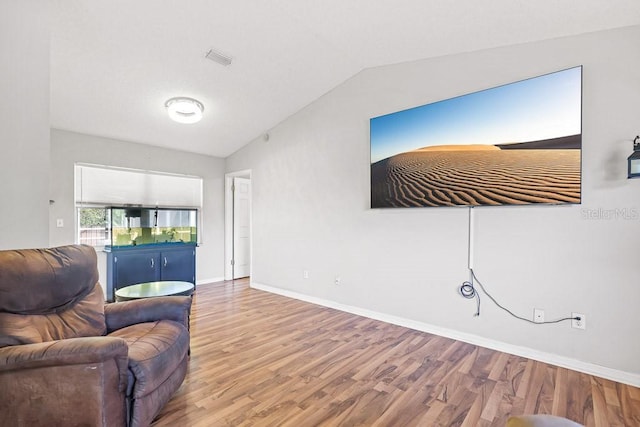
[108,320,189,399]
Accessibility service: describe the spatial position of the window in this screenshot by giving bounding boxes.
[78,207,110,247]
[74,163,204,247]
[75,164,203,207]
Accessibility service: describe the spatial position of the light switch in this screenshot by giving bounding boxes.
[56,219,64,228]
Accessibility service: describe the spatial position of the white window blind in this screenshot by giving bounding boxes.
[75,164,203,208]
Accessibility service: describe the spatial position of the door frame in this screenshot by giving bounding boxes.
[224,169,252,281]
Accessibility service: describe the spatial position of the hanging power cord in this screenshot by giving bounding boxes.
[460,277,480,316]
[462,207,580,325]
[460,268,580,324]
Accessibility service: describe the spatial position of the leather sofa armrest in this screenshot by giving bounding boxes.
[104,296,192,333]
[0,336,128,372]
[0,337,129,427]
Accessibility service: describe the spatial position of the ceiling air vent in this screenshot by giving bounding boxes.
[205,48,233,66]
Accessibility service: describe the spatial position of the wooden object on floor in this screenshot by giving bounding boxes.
[152,278,640,427]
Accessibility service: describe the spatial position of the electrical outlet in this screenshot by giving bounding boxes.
[533,308,545,323]
[303,270,309,279]
[334,276,341,286]
[571,312,586,330]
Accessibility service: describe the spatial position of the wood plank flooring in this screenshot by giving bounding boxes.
[151,279,640,427]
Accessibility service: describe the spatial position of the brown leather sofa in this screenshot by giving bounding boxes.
[0,245,192,427]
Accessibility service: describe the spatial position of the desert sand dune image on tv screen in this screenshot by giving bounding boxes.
[371,140,581,208]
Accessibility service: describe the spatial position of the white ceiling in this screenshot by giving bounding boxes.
[50,1,640,158]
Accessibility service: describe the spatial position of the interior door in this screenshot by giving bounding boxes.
[233,177,251,279]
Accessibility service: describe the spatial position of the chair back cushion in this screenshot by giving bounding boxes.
[0,245,106,347]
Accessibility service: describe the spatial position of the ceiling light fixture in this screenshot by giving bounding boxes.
[165,97,204,124]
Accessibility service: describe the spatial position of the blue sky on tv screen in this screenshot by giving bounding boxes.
[370,66,582,163]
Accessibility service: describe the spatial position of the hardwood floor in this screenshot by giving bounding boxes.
[152,279,640,427]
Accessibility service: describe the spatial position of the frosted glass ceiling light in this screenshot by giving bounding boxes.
[165,97,204,124]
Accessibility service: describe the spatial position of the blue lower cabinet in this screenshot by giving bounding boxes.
[106,244,196,302]
[160,248,195,282]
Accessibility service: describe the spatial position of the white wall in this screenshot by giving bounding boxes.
[50,129,226,286]
[226,26,640,383]
[0,1,50,249]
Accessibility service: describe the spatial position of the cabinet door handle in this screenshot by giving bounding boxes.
[150,258,154,268]
[164,257,168,267]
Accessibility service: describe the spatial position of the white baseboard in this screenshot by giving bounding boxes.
[196,277,225,286]
[251,281,640,388]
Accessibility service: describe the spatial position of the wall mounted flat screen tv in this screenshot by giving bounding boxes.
[370,66,582,208]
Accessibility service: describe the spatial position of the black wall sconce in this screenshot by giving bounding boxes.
[628,136,640,178]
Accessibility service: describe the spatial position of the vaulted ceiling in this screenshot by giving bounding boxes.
[50,1,640,158]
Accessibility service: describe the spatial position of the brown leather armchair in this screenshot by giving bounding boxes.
[0,245,192,427]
